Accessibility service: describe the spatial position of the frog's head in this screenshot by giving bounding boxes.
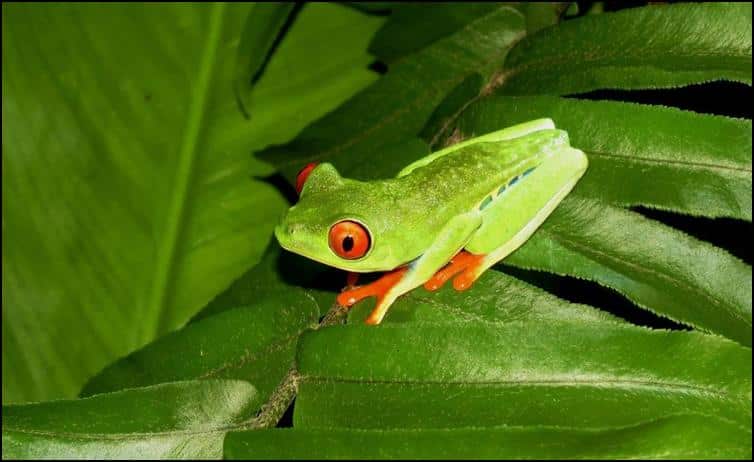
[275,162,406,272]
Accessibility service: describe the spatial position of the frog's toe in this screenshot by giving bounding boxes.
[336,267,407,310]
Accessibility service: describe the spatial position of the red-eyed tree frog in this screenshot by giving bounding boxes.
[275,119,588,325]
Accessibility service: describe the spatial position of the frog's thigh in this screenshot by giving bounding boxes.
[366,211,481,324]
[464,147,587,276]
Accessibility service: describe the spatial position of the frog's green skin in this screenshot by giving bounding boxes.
[275,119,588,324]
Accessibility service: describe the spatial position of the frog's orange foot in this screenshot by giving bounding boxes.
[337,266,408,312]
[423,250,485,292]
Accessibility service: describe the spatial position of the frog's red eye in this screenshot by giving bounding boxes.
[329,220,371,259]
[296,162,319,195]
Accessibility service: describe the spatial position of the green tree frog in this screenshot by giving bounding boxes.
[275,119,588,325]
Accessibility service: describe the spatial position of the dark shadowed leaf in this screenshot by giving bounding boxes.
[258,5,526,181]
[498,3,752,95]
[505,197,752,346]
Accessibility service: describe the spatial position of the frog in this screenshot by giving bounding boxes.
[274,118,588,325]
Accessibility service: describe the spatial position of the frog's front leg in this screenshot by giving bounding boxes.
[337,212,482,325]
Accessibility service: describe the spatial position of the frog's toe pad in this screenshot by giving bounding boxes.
[336,267,407,308]
[452,269,478,291]
[424,251,485,292]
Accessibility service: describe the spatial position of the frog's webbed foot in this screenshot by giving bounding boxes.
[337,267,409,325]
[423,250,486,292]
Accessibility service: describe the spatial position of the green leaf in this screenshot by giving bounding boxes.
[515,2,570,34]
[498,3,752,95]
[294,323,751,430]
[258,4,527,181]
[347,261,622,325]
[193,242,335,323]
[451,95,752,219]
[80,286,318,402]
[2,2,382,404]
[505,196,752,346]
[225,415,752,460]
[234,3,298,118]
[2,380,260,459]
[367,3,503,63]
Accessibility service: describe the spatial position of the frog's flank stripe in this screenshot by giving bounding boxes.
[479,196,493,210]
[483,165,538,210]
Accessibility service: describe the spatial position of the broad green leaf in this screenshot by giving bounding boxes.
[367,3,503,63]
[450,95,752,219]
[193,242,337,323]
[347,262,623,325]
[2,2,382,404]
[225,415,752,460]
[234,3,298,118]
[2,380,260,459]
[294,323,751,430]
[505,196,752,346]
[80,287,318,401]
[258,4,526,181]
[244,3,384,164]
[498,3,752,95]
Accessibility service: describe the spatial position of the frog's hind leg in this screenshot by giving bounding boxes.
[337,211,482,325]
[435,146,588,291]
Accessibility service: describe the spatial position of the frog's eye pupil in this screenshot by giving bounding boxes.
[329,220,370,259]
[343,236,354,252]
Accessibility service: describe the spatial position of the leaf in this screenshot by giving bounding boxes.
[449,95,752,219]
[368,3,568,65]
[193,242,337,323]
[225,415,752,460]
[2,380,260,459]
[505,196,752,346]
[367,3,504,63]
[80,286,318,402]
[498,3,752,95]
[294,323,751,430]
[258,4,527,181]
[233,3,299,118]
[2,2,382,404]
[515,1,570,34]
[347,261,623,325]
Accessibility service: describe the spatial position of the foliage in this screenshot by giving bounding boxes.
[2,2,751,459]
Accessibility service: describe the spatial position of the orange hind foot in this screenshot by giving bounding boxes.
[337,267,408,308]
[423,250,485,292]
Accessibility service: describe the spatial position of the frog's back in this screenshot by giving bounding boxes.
[397,130,567,223]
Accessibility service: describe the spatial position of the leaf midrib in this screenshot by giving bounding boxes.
[300,376,745,403]
[586,149,752,174]
[145,4,226,337]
